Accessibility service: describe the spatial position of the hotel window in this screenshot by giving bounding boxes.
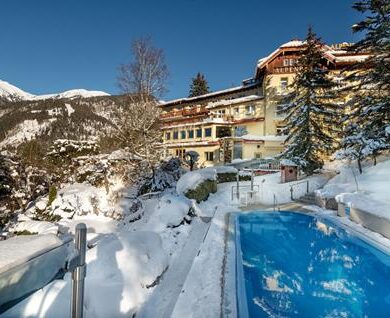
[234,126,248,137]
[205,151,214,161]
[180,131,186,139]
[280,77,288,91]
[205,127,212,137]
[165,132,171,140]
[173,131,179,140]
[245,105,255,115]
[188,130,194,138]
[216,109,226,118]
[196,128,202,138]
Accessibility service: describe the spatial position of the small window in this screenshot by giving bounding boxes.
[205,128,212,137]
[196,129,202,138]
[180,131,186,139]
[280,78,288,91]
[165,132,171,140]
[173,131,179,140]
[245,105,255,115]
[216,109,226,118]
[234,107,240,115]
[234,126,247,137]
[205,151,214,161]
[188,130,194,138]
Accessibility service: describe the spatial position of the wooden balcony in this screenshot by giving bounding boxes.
[160,106,209,120]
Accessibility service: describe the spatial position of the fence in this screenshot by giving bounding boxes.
[289,180,310,200]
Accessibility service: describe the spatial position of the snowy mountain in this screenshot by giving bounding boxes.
[0,80,109,101]
[0,80,35,100]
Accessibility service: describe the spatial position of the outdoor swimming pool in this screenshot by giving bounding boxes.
[235,212,390,317]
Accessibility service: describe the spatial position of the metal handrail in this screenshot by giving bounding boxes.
[290,180,309,200]
[231,185,260,200]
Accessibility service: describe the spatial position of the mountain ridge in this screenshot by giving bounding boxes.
[0,79,110,101]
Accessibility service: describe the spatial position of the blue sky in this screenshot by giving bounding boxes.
[0,0,362,100]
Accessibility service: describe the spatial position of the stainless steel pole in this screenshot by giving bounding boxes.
[250,169,254,198]
[236,172,240,199]
[71,223,87,318]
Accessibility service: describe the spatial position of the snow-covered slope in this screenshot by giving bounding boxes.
[0,80,35,100]
[0,79,109,101]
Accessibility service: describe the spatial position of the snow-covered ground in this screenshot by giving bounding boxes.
[318,158,390,220]
[2,159,388,317]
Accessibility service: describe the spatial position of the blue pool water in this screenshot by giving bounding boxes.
[235,212,390,317]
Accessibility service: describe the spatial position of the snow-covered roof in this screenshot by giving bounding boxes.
[160,82,260,107]
[280,159,298,166]
[240,134,287,142]
[333,55,370,63]
[256,40,370,73]
[280,40,305,48]
[206,95,262,109]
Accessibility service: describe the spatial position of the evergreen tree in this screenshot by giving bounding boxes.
[280,27,339,175]
[340,0,390,167]
[188,73,210,97]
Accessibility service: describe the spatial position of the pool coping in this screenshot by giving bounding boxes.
[222,209,390,317]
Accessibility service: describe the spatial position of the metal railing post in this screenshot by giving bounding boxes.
[71,223,87,318]
[250,169,255,199]
[236,173,240,200]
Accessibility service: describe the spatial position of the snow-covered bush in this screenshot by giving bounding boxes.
[137,157,182,195]
[46,139,99,163]
[0,151,51,229]
[176,168,217,202]
[203,166,238,183]
[49,183,114,219]
[143,194,195,233]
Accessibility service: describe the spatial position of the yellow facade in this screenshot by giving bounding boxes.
[159,41,366,166]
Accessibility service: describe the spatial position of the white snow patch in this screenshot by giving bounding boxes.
[64,103,75,116]
[176,169,217,194]
[4,231,168,318]
[12,221,58,235]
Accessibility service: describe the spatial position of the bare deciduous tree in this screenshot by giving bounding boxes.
[113,98,162,165]
[118,36,169,100]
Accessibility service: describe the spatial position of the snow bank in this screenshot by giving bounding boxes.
[51,183,112,218]
[0,234,65,271]
[4,231,168,318]
[12,221,58,235]
[336,193,390,219]
[317,158,390,221]
[144,194,193,233]
[0,234,69,308]
[176,169,217,194]
[203,166,238,174]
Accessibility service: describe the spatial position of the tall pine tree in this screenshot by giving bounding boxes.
[188,73,210,97]
[339,0,390,169]
[281,27,339,175]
